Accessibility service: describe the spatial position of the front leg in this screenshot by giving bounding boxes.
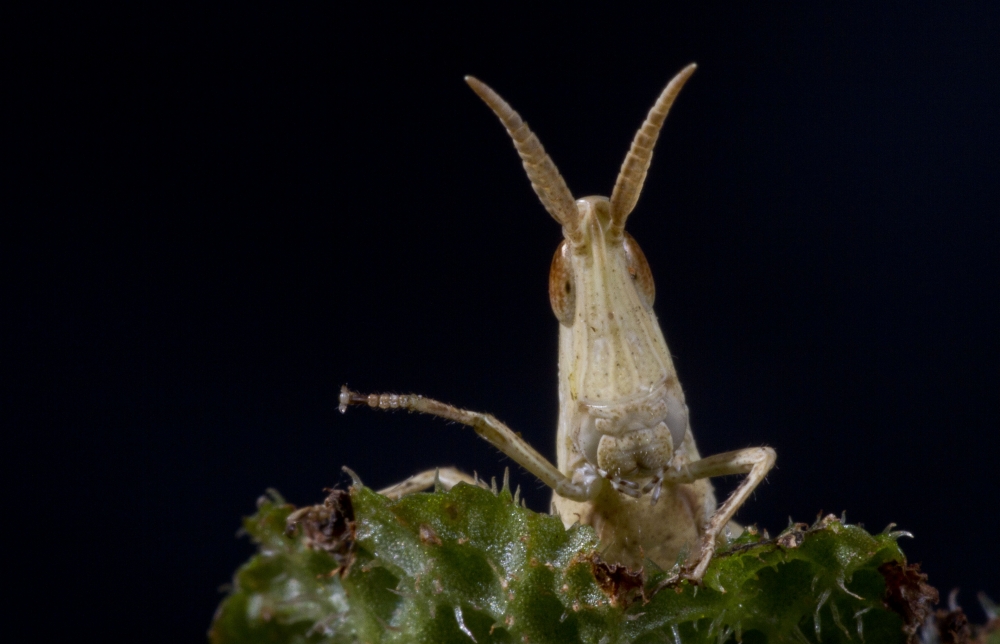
[339,386,596,502]
[659,446,777,584]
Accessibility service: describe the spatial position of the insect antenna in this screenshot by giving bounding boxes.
[465,76,583,244]
[609,63,697,236]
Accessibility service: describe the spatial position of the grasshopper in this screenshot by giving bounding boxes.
[340,65,776,582]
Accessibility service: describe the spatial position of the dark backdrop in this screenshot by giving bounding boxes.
[21,3,999,641]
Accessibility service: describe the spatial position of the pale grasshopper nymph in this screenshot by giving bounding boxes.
[341,64,776,583]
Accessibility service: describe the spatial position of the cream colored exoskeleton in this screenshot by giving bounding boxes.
[340,64,776,583]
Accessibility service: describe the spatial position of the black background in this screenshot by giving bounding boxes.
[19,3,999,641]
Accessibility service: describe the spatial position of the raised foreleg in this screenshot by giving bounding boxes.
[339,386,595,501]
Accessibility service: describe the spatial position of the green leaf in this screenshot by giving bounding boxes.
[211,482,935,644]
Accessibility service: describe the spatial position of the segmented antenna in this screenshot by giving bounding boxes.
[465,76,583,244]
[609,64,697,236]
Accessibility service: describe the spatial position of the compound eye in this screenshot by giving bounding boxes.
[548,240,576,326]
[623,232,655,308]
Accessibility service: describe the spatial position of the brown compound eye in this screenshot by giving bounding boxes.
[548,240,576,326]
[623,232,655,308]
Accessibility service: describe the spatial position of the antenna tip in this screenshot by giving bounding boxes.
[464,76,493,102]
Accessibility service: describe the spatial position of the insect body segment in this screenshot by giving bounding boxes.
[342,65,776,583]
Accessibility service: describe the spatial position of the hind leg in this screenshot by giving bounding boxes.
[377,467,487,500]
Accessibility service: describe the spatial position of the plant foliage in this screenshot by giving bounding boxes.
[210,478,941,644]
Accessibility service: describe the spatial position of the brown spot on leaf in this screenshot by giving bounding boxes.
[285,488,355,577]
[590,553,646,608]
[932,608,972,644]
[776,523,808,549]
[419,524,442,546]
[879,560,940,642]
